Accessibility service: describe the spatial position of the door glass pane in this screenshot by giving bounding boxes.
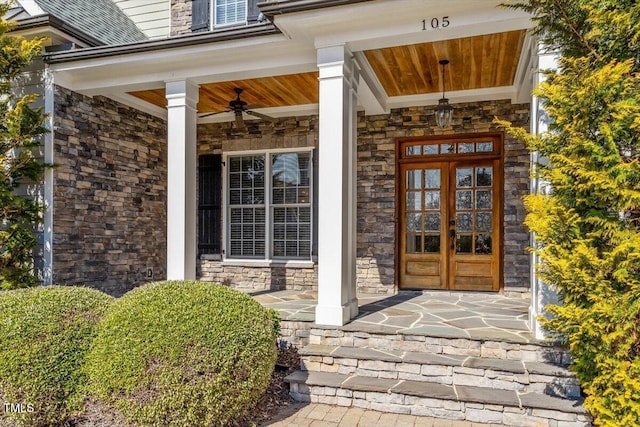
[424,191,440,210]
[458,142,474,153]
[423,144,438,155]
[456,235,473,253]
[407,170,422,189]
[424,169,441,188]
[456,190,472,210]
[406,192,422,211]
[407,234,421,253]
[476,142,493,152]
[476,167,493,187]
[475,234,492,254]
[456,213,472,231]
[476,190,492,209]
[424,235,440,253]
[406,213,422,231]
[476,213,492,232]
[424,213,440,231]
[456,168,473,187]
[406,145,421,156]
[440,143,455,154]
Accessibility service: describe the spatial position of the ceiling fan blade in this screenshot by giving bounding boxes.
[235,111,246,130]
[199,110,231,118]
[246,110,277,122]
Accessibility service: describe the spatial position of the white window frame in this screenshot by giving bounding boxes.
[222,148,314,265]
[211,0,247,28]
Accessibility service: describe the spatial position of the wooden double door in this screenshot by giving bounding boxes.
[398,135,502,291]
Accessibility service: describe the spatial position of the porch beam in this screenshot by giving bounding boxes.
[315,44,359,326]
[165,79,199,281]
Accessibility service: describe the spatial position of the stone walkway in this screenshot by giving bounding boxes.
[252,290,535,343]
[259,403,504,426]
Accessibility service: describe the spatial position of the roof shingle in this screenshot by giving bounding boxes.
[33,0,147,45]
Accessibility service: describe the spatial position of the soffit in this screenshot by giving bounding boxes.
[364,30,526,97]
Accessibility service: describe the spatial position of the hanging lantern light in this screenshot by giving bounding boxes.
[435,59,453,128]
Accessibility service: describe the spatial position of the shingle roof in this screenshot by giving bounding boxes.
[33,0,147,45]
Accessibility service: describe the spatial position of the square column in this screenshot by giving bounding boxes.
[315,45,359,326]
[166,80,199,280]
[529,49,559,339]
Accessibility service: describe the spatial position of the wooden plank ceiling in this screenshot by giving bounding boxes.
[129,72,320,114]
[128,30,525,112]
[364,30,526,97]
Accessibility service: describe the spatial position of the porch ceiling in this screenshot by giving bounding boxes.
[129,71,319,114]
[364,30,526,97]
[127,30,526,115]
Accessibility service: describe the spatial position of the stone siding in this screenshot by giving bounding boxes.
[357,100,531,293]
[197,99,530,293]
[53,86,167,296]
[170,0,192,36]
[197,118,318,291]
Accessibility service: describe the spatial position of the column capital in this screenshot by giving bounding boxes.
[165,80,199,109]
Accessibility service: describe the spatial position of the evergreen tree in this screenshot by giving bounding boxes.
[0,3,47,289]
[499,1,640,425]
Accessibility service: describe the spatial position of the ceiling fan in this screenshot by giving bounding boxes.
[199,87,276,130]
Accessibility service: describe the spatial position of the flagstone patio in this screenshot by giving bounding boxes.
[252,290,536,344]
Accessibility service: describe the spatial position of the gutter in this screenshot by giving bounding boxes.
[258,0,374,18]
[10,14,105,47]
[44,23,280,64]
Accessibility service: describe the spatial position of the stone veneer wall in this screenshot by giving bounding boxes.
[53,86,167,296]
[197,99,530,293]
[197,118,318,292]
[170,0,192,36]
[357,100,530,293]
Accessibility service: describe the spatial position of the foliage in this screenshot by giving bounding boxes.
[85,281,278,427]
[0,286,113,426]
[0,3,48,290]
[499,1,640,425]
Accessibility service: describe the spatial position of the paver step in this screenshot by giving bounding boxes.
[285,370,591,427]
[299,344,580,399]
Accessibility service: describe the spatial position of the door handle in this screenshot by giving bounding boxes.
[449,229,456,250]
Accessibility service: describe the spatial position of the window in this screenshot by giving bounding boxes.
[214,0,246,26]
[226,150,313,261]
[198,155,222,256]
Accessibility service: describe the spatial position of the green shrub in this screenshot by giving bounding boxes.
[0,286,113,426]
[86,281,278,427]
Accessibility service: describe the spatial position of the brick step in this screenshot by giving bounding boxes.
[280,320,571,364]
[285,371,591,427]
[299,344,580,399]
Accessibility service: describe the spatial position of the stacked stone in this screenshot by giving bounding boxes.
[170,0,192,36]
[53,86,167,296]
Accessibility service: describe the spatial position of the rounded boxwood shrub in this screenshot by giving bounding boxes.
[0,286,113,426]
[86,281,278,427]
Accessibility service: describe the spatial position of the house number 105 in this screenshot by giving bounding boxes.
[422,17,450,30]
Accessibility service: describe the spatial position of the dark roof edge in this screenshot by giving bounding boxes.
[10,14,105,47]
[44,23,280,64]
[258,0,374,18]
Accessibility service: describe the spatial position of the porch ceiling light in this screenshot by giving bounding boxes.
[435,59,454,129]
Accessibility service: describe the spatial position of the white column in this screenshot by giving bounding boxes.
[529,48,559,339]
[43,68,54,285]
[166,80,198,280]
[315,45,359,326]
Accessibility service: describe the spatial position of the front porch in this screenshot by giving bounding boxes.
[253,289,590,426]
[254,289,534,343]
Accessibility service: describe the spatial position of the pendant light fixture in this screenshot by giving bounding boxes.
[435,59,453,128]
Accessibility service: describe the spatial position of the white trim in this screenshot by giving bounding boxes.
[221,259,315,268]
[42,67,55,286]
[18,0,45,16]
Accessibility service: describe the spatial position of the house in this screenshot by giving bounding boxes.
[8,0,555,336]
